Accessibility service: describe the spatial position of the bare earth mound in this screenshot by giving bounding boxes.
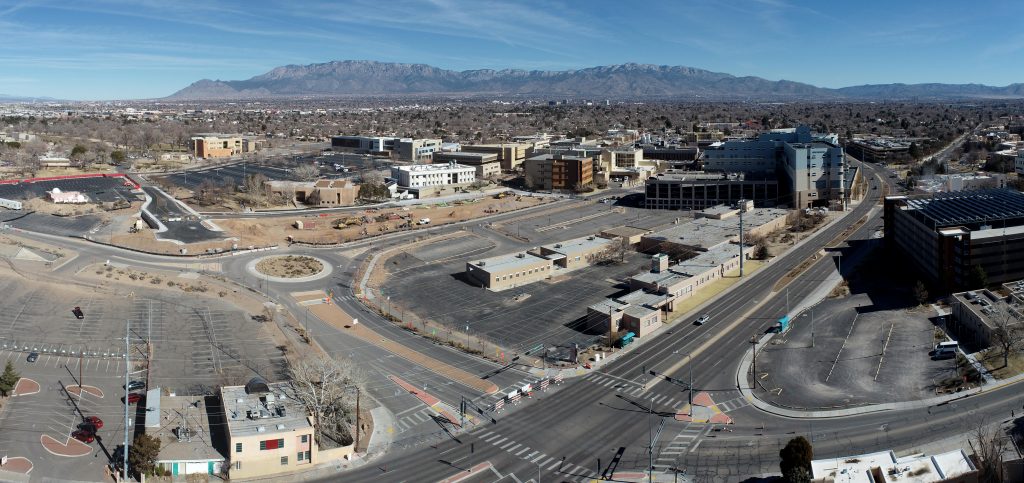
[256,255,323,278]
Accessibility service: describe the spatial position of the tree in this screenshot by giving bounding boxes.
[110,150,126,164]
[128,433,161,477]
[0,361,19,396]
[70,144,87,160]
[908,142,921,160]
[970,420,1008,482]
[287,354,362,447]
[753,244,769,260]
[292,163,320,181]
[967,264,989,289]
[780,436,813,482]
[913,280,929,305]
[990,314,1023,369]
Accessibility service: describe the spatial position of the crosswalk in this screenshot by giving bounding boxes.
[716,396,751,412]
[474,429,598,482]
[580,372,646,396]
[656,423,712,465]
[476,375,539,407]
[393,407,436,433]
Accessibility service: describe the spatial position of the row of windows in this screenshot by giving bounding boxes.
[235,435,308,453]
[496,265,549,281]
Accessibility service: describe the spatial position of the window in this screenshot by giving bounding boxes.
[235,442,242,453]
[260,438,285,451]
[301,435,308,443]
[281,456,289,466]
[297,452,304,461]
[235,461,241,470]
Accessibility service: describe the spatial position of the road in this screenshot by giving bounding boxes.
[320,159,1024,481]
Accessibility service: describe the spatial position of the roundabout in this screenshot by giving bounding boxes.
[246,254,333,283]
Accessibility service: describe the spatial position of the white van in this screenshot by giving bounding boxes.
[417,218,431,225]
[932,341,958,358]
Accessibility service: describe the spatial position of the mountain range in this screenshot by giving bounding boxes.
[161,60,1023,101]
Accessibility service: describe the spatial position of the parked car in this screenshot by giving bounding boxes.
[78,422,99,433]
[26,352,38,363]
[694,314,710,326]
[125,380,146,391]
[83,416,103,430]
[71,429,95,443]
[125,393,143,405]
[72,306,84,319]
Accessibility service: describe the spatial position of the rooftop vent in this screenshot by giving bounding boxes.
[276,424,286,430]
[478,261,486,266]
[555,243,563,248]
[516,253,525,258]
[257,426,265,433]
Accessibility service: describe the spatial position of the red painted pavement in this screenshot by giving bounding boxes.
[692,391,715,407]
[40,434,91,457]
[709,413,733,424]
[436,461,492,483]
[0,456,32,474]
[65,385,104,398]
[388,375,441,406]
[12,378,39,396]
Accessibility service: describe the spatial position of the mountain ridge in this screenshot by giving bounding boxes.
[162,60,1024,100]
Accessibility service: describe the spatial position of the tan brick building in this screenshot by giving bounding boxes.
[221,381,317,480]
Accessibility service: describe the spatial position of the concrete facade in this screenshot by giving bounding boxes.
[524,154,593,191]
[331,135,397,154]
[884,190,1024,292]
[391,162,476,190]
[263,179,359,206]
[395,138,442,162]
[950,282,1024,347]
[645,171,781,210]
[702,125,846,208]
[190,134,261,159]
[462,143,534,171]
[432,151,501,178]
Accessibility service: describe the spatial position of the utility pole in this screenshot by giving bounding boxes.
[738,206,744,277]
[648,398,654,483]
[810,308,815,348]
[122,319,130,482]
[354,387,361,450]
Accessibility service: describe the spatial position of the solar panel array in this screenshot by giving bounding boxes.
[905,189,1024,229]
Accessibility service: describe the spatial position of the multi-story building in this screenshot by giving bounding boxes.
[844,137,913,164]
[330,135,397,154]
[1016,150,1024,175]
[884,189,1024,292]
[949,283,1024,347]
[461,143,534,170]
[395,138,442,162]
[701,125,846,208]
[221,380,318,480]
[645,171,780,210]
[432,151,501,179]
[602,147,645,170]
[390,161,476,196]
[523,154,593,191]
[190,134,245,159]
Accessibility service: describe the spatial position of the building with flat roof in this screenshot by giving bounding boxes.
[810,448,976,482]
[331,135,397,154]
[220,379,320,480]
[645,171,781,210]
[147,393,226,477]
[263,179,359,206]
[432,151,501,179]
[949,281,1024,347]
[465,234,618,291]
[523,153,593,191]
[639,207,787,254]
[884,189,1024,292]
[390,161,476,196]
[461,143,534,170]
[395,138,442,162]
[190,134,262,159]
[702,125,846,208]
[1016,150,1024,175]
[845,137,914,164]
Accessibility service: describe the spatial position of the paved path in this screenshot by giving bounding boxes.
[305,298,499,395]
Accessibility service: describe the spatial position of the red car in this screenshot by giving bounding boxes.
[83,416,103,429]
[71,429,95,443]
[125,393,143,405]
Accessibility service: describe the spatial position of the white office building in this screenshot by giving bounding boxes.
[391,161,476,189]
[1016,150,1024,175]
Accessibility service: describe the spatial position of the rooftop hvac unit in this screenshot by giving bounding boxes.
[555,244,562,248]
[516,253,525,258]
[276,424,286,430]
[478,261,486,266]
[587,236,595,240]
[257,426,266,433]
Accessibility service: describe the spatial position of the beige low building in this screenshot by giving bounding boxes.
[465,234,619,291]
[950,282,1024,347]
[599,226,651,246]
[462,143,534,170]
[465,252,555,291]
[639,207,787,254]
[264,179,359,206]
[221,380,318,480]
[431,151,501,178]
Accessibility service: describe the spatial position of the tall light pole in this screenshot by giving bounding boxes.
[123,319,130,481]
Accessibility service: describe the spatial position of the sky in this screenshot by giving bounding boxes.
[0,0,1022,100]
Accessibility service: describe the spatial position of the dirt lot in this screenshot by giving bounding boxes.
[108,230,239,255]
[255,255,323,278]
[215,194,552,246]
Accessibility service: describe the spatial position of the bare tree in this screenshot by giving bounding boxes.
[292,163,320,181]
[990,313,1023,369]
[971,419,1008,482]
[286,354,362,447]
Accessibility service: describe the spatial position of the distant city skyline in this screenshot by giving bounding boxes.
[1,0,1022,100]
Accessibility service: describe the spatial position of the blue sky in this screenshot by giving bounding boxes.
[0,0,1021,100]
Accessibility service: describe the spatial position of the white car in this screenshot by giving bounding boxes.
[694,314,710,325]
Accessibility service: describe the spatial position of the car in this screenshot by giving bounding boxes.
[694,314,710,326]
[71,429,95,443]
[83,416,103,430]
[125,380,146,391]
[26,352,38,363]
[125,393,143,405]
[78,422,99,433]
[72,306,84,319]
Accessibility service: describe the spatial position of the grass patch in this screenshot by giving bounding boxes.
[979,348,1024,379]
